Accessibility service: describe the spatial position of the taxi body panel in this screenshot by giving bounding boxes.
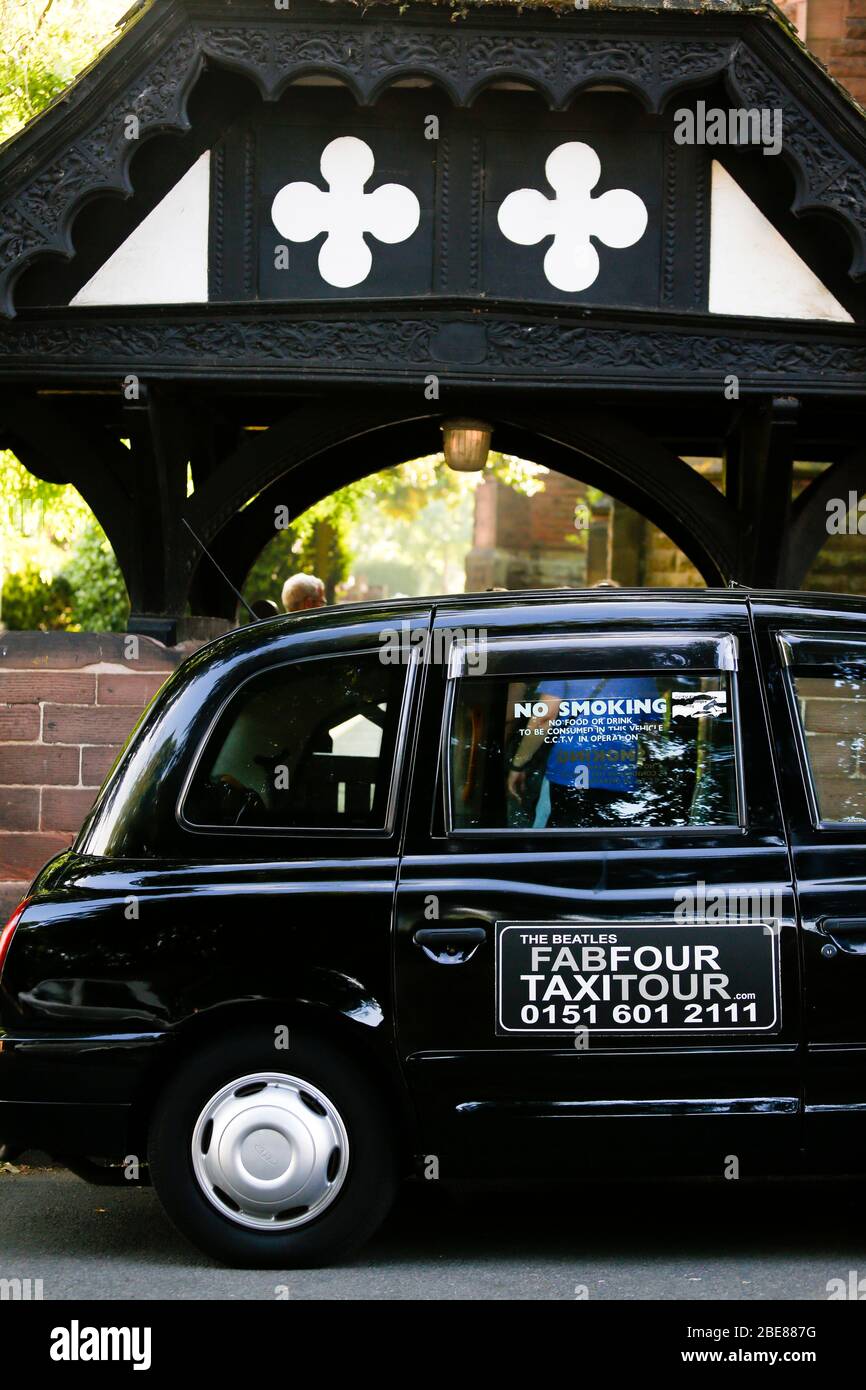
[1,589,865,1193]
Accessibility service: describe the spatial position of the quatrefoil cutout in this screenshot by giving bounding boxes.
[271,136,421,289]
[497,142,648,293]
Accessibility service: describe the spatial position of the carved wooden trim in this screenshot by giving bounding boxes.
[469,132,483,294]
[210,142,225,299]
[436,129,450,293]
[242,128,256,299]
[662,141,677,307]
[693,153,709,309]
[1,306,863,391]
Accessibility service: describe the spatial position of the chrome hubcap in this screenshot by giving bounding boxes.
[191,1072,349,1231]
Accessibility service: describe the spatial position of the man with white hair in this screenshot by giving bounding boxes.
[281,573,326,613]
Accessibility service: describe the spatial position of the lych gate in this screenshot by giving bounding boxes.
[1,0,865,638]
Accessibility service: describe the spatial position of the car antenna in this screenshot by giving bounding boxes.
[181,517,259,623]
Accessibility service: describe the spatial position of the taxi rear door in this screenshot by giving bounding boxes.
[394,598,801,1180]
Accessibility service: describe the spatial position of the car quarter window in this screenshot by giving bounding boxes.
[446,642,740,832]
[779,632,866,826]
[182,650,408,832]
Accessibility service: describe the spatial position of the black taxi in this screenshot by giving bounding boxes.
[2,589,866,1267]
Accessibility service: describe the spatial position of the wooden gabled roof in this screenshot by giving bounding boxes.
[1,0,866,319]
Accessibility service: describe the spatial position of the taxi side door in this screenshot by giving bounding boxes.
[394,598,801,1180]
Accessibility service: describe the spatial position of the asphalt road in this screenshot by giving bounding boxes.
[2,1167,865,1300]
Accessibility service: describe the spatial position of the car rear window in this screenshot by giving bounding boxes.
[788,675,866,824]
[448,669,740,832]
[779,632,866,825]
[182,650,407,832]
[789,673,866,822]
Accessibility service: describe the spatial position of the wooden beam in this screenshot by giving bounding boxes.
[725,397,798,586]
[123,384,194,624]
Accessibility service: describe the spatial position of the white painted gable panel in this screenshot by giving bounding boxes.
[71,153,210,307]
[708,162,851,323]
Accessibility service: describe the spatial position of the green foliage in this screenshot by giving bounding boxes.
[1,560,74,630]
[61,517,129,631]
[0,450,89,547]
[0,0,130,143]
[1,450,127,631]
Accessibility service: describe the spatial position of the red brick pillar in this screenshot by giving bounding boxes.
[586,495,613,585]
[0,632,196,918]
[465,473,590,590]
[608,500,645,587]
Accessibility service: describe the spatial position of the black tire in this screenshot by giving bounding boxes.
[148,1029,398,1267]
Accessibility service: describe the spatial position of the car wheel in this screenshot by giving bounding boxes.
[147,1029,398,1267]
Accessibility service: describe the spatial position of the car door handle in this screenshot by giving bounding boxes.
[821,919,866,956]
[413,926,487,964]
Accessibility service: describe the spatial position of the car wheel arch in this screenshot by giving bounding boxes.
[128,999,418,1164]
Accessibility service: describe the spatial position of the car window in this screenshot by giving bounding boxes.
[183,651,407,831]
[448,668,739,831]
[788,670,866,824]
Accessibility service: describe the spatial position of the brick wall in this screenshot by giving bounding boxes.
[0,633,197,920]
[807,0,866,107]
[614,506,866,591]
[466,474,589,590]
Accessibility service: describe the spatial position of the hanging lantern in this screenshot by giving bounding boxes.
[441,418,493,472]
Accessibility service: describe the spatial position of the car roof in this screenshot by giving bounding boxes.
[184,586,866,668]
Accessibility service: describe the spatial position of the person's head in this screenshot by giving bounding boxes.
[281,573,326,613]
